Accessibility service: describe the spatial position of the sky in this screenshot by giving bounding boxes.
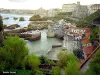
[0,0,100,10]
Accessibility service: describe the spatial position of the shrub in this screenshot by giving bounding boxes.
[0,36,28,70]
[0,17,3,46]
[39,56,49,64]
[19,17,25,21]
[39,56,55,65]
[34,70,44,75]
[23,54,40,70]
[57,51,68,68]
[0,16,3,31]
[29,15,42,21]
[86,50,100,75]
[73,49,84,59]
[51,66,61,75]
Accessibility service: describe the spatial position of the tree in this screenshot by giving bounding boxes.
[0,15,3,46]
[34,70,44,75]
[85,9,100,23]
[75,10,100,27]
[86,50,100,75]
[57,51,78,68]
[0,36,28,70]
[39,56,48,64]
[51,66,61,75]
[0,47,6,71]
[90,26,99,42]
[57,51,68,68]
[52,12,72,22]
[64,60,82,75]
[57,12,72,16]
[0,15,2,20]
[73,49,84,59]
[57,51,83,75]
[75,20,89,27]
[23,54,40,70]
[39,56,55,65]
[0,15,3,31]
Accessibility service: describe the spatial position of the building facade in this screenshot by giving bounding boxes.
[63,26,94,59]
[72,2,89,18]
[33,7,48,17]
[47,9,60,17]
[89,4,100,14]
[62,3,76,12]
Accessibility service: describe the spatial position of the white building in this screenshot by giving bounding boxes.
[72,2,89,18]
[89,4,100,14]
[62,3,76,12]
[48,9,60,17]
[33,7,48,17]
[63,27,86,51]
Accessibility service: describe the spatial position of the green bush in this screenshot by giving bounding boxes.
[90,26,99,42]
[0,17,3,46]
[39,56,55,65]
[34,70,44,75]
[86,50,100,75]
[64,61,81,75]
[0,36,28,70]
[39,56,49,64]
[29,15,42,21]
[51,66,61,75]
[57,51,68,68]
[57,51,82,75]
[23,54,40,70]
[0,16,3,31]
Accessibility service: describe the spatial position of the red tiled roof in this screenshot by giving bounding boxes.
[83,46,94,54]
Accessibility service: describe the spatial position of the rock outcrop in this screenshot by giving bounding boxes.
[6,24,20,29]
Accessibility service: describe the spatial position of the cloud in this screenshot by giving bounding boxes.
[9,0,28,3]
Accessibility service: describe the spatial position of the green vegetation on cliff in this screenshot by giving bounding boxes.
[52,12,72,22]
[75,9,100,27]
[86,50,100,75]
[29,15,42,21]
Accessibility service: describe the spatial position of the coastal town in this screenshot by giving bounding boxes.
[0,1,100,75]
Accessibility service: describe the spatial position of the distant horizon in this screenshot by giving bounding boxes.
[0,0,100,10]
